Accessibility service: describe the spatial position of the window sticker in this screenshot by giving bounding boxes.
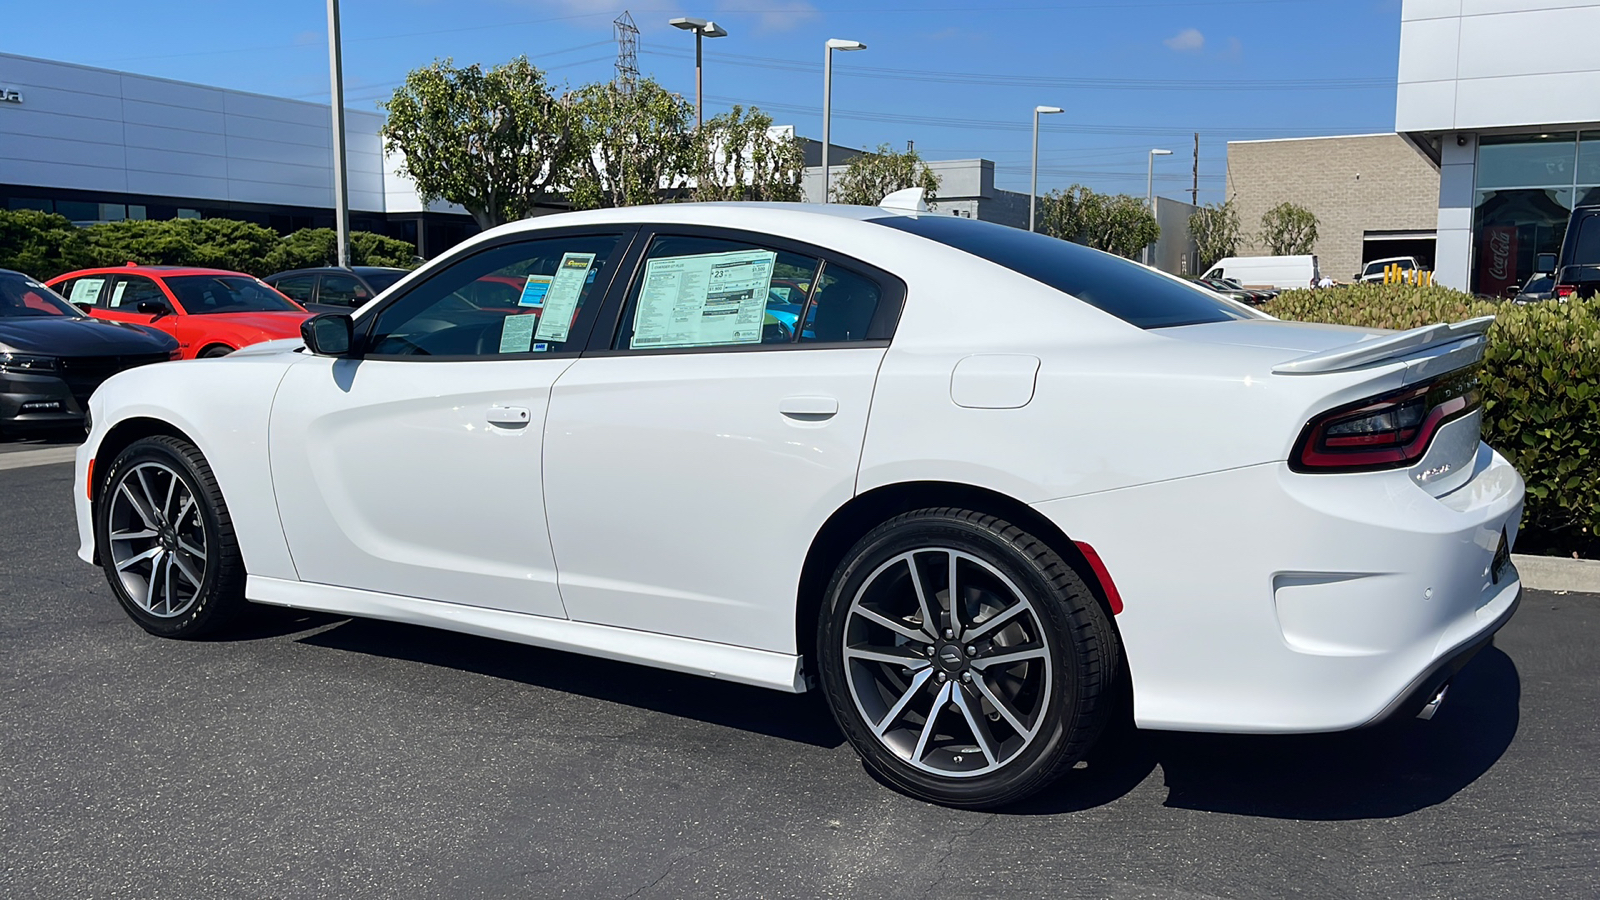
[499,314,537,353]
[533,252,597,342]
[630,249,777,349]
[69,277,105,305]
[532,342,549,352]
[518,275,552,308]
[770,285,793,303]
[109,281,128,308]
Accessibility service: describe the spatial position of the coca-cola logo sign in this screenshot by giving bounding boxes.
[1478,226,1519,295]
[1488,229,1512,281]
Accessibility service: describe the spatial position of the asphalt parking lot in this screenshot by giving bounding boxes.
[2,458,1597,899]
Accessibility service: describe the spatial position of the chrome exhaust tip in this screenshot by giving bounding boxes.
[1416,683,1449,721]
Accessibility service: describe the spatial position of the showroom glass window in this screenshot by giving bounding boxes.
[612,234,883,350]
[1472,132,1600,296]
[366,234,623,358]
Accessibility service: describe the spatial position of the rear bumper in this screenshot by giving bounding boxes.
[1361,584,1519,727]
[1032,442,1525,733]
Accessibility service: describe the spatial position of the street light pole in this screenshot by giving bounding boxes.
[821,39,865,203]
[326,0,350,268]
[1145,148,1172,266]
[669,17,728,131]
[1030,105,1063,232]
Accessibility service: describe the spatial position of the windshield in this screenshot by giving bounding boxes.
[1525,276,1554,292]
[163,275,300,314]
[871,215,1261,329]
[0,274,83,318]
[363,271,407,292]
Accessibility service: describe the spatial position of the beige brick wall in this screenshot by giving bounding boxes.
[1225,134,1439,282]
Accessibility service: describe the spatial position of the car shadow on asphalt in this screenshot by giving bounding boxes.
[1013,645,1521,820]
[289,614,847,750]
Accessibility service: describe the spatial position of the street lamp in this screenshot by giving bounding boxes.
[1030,105,1063,232]
[669,17,728,131]
[1145,148,1173,265]
[821,38,866,203]
[326,0,350,268]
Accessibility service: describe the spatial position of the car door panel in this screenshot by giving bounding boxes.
[543,348,884,652]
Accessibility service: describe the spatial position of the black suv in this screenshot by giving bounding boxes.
[1546,205,1600,300]
[264,267,410,314]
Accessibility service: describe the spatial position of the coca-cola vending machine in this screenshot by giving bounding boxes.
[1478,226,1519,296]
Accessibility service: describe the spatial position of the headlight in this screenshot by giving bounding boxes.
[0,353,60,374]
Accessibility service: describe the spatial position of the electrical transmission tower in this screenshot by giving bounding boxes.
[613,11,639,94]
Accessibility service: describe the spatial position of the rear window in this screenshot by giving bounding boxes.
[871,215,1260,329]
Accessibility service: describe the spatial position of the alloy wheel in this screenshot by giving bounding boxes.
[105,461,209,618]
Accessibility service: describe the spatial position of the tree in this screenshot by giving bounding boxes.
[1189,199,1241,273]
[831,144,941,207]
[689,106,805,203]
[265,228,418,272]
[83,219,281,275]
[0,209,92,279]
[1038,185,1159,259]
[566,79,694,210]
[1259,202,1318,255]
[381,57,570,230]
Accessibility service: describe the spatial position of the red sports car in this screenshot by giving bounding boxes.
[47,265,311,359]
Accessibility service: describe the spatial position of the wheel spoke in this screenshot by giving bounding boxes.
[903,553,942,641]
[109,528,158,542]
[971,646,1048,671]
[946,551,960,634]
[845,645,932,670]
[970,670,1032,737]
[851,605,929,643]
[115,545,162,572]
[874,668,934,737]
[912,681,953,764]
[118,482,160,531]
[135,468,164,526]
[951,683,1000,766]
[162,555,175,612]
[177,538,206,561]
[175,494,196,530]
[161,471,178,521]
[961,601,1028,643]
[171,550,203,589]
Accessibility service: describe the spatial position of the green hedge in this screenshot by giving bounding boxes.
[1268,284,1600,557]
[0,210,417,280]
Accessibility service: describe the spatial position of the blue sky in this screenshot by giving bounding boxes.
[7,0,1405,203]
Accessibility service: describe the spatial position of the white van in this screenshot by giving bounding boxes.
[1203,255,1320,291]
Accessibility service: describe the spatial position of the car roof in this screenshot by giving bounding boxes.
[54,265,251,278]
[270,266,409,277]
[477,202,890,242]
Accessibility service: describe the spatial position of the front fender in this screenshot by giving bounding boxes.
[78,354,302,580]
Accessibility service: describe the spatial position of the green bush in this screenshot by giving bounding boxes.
[0,209,94,279]
[1267,284,1600,556]
[84,219,282,275]
[265,228,417,273]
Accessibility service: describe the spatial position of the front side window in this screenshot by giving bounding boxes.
[319,274,372,307]
[874,215,1260,329]
[366,233,622,358]
[163,275,300,314]
[614,234,851,350]
[109,276,167,310]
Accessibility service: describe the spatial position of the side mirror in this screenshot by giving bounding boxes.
[301,314,354,357]
[1535,253,1557,274]
[136,300,171,319]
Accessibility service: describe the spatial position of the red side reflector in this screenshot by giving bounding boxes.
[86,458,95,500]
[1073,540,1124,615]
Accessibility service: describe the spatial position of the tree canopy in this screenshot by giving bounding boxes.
[689,106,806,203]
[1038,184,1160,260]
[831,144,942,207]
[1189,199,1241,272]
[1259,202,1319,256]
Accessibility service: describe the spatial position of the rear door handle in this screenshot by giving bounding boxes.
[487,406,532,427]
[779,396,839,421]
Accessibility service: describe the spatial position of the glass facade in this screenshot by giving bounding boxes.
[1472,132,1600,296]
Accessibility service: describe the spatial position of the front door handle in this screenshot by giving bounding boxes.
[487,406,532,427]
[779,396,839,421]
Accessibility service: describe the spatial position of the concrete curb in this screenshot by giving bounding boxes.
[0,446,77,472]
[1513,554,1600,594]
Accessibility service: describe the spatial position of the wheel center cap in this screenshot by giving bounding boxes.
[936,643,966,672]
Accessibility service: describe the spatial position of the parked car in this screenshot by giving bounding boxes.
[0,269,176,435]
[1510,273,1557,303]
[74,202,1523,809]
[47,265,310,359]
[1548,204,1600,300]
[1356,256,1426,284]
[264,266,410,314]
[1205,277,1277,304]
[1202,254,1320,290]
[1189,277,1256,305]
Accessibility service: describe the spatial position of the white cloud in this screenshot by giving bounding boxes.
[1163,28,1204,52]
[717,0,818,32]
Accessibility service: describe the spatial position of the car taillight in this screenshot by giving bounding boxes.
[1555,284,1576,299]
[1291,370,1481,473]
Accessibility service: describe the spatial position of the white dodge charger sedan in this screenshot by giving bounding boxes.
[73,200,1524,808]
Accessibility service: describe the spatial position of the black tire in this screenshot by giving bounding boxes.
[198,345,234,359]
[94,435,246,638]
[816,508,1120,809]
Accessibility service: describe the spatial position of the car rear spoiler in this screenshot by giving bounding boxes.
[1272,315,1493,375]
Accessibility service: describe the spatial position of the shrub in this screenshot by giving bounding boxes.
[0,209,94,279]
[265,228,417,272]
[1267,283,1600,556]
[84,218,282,275]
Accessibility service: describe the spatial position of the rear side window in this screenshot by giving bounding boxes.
[1575,213,1600,265]
[872,215,1261,329]
[273,275,316,303]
